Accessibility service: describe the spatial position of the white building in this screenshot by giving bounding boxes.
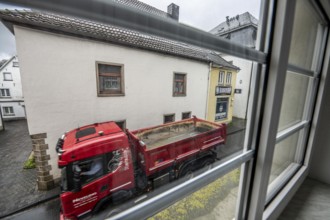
[0,56,26,120]
[0,5,237,190]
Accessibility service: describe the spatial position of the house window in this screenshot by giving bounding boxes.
[182,112,191,120]
[115,120,126,131]
[218,71,225,84]
[3,72,12,81]
[164,114,175,124]
[225,72,232,84]
[96,62,124,96]
[3,106,14,116]
[215,98,228,121]
[0,89,10,97]
[13,62,19,67]
[173,73,186,96]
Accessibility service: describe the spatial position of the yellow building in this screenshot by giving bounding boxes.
[206,64,239,124]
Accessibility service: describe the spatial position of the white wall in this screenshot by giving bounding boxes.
[222,55,253,119]
[14,26,209,178]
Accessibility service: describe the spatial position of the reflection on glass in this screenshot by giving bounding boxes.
[277,71,310,131]
[288,0,321,70]
[269,132,300,184]
[149,169,240,220]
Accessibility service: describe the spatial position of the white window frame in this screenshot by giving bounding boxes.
[0,88,11,97]
[9,1,329,220]
[3,106,14,116]
[225,72,232,84]
[218,71,225,84]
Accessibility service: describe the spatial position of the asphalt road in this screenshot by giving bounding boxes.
[5,129,245,220]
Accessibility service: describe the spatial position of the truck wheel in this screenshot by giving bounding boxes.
[202,158,214,171]
[106,208,122,218]
[179,167,194,180]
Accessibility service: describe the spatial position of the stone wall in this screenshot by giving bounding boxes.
[31,133,55,190]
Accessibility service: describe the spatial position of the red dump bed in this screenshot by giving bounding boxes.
[127,117,226,176]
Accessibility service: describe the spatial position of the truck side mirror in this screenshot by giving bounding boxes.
[73,164,82,192]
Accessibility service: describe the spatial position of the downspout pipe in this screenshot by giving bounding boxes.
[205,62,212,119]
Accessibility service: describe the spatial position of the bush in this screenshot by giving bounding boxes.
[23,151,36,169]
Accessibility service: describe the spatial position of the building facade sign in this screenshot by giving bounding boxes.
[215,86,232,95]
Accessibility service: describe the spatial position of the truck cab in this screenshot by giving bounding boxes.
[56,122,135,219]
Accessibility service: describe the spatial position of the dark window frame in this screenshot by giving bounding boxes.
[173,73,187,97]
[181,111,191,120]
[3,72,13,81]
[163,113,175,124]
[96,61,125,97]
[12,62,19,67]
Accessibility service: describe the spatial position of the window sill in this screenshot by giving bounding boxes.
[97,93,125,97]
[173,94,187,97]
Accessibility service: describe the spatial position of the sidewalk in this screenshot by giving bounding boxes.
[0,120,60,218]
[227,117,246,135]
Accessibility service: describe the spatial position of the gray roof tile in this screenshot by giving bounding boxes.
[0,9,239,70]
[113,0,169,19]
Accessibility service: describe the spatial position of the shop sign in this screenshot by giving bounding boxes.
[215,86,232,95]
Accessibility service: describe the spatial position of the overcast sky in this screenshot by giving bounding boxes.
[0,0,260,60]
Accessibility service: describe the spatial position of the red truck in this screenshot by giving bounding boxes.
[56,116,226,219]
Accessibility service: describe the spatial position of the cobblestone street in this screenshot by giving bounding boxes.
[0,120,59,218]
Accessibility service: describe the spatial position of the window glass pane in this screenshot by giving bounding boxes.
[79,157,104,185]
[150,169,240,220]
[215,98,229,121]
[0,0,264,219]
[278,71,310,131]
[269,131,301,185]
[3,72,12,81]
[288,0,322,70]
[99,64,121,73]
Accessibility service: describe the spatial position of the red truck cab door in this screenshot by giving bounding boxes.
[60,146,135,219]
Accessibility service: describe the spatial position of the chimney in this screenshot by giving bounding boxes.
[226,16,230,25]
[167,3,179,21]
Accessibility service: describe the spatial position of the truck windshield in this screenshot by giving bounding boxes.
[61,167,68,192]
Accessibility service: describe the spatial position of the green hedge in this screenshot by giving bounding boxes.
[149,169,240,220]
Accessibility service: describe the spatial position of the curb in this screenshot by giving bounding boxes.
[0,194,60,219]
[227,128,246,135]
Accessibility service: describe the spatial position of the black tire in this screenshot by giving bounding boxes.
[179,166,194,180]
[106,208,122,218]
[201,158,214,171]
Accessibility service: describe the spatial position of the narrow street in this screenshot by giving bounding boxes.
[3,127,245,220]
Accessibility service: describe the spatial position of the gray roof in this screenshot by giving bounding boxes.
[0,56,15,71]
[0,9,239,70]
[209,12,258,36]
[113,0,169,19]
[0,59,8,68]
